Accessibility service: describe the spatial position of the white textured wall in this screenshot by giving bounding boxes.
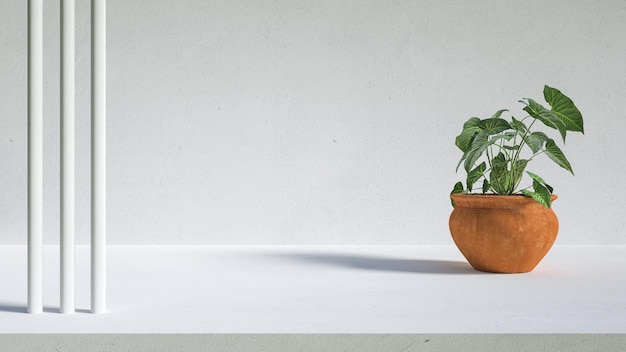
[1,0,625,245]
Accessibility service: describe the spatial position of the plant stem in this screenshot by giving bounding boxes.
[510,115,538,192]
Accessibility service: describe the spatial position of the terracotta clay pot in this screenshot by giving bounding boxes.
[449,194,558,273]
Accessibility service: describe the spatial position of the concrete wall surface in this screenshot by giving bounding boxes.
[1,0,625,245]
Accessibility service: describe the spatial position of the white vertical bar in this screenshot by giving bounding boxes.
[28,0,43,315]
[91,0,107,314]
[61,0,76,314]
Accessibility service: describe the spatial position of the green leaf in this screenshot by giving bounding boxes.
[455,117,481,152]
[467,162,486,191]
[478,118,512,135]
[523,98,567,141]
[455,119,483,171]
[532,179,552,206]
[463,117,482,130]
[502,145,520,151]
[463,132,489,173]
[526,171,554,194]
[451,181,464,194]
[482,179,490,194]
[521,189,550,208]
[544,139,574,174]
[544,85,584,134]
[456,151,468,173]
[511,116,528,134]
[521,180,552,208]
[526,171,547,184]
[489,132,515,145]
[488,133,515,150]
[524,131,549,154]
[490,109,509,119]
[489,152,510,194]
[451,181,464,207]
[511,159,529,188]
[455,129,478,153]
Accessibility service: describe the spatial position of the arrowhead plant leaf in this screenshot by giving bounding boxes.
[482,179,490,194]
[544,139,574,174]
[463,132,489,173]
[455,117,481,152]
[490,109,509,119]
[467,162,486,191]
[526,171,554,193]
[523,99,567,142]
[521,186,551,208]
[544,85,584,134]
[450,181,465,207]
[510,116,528,134]
[478,117,511,135]
[524,131,549,153]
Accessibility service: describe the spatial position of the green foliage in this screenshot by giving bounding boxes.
[452,85,584,207]
[450,181,464,207]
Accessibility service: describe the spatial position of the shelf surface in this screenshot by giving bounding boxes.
[1,245,625,333]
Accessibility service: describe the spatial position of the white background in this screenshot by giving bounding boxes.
[1,0,625,245]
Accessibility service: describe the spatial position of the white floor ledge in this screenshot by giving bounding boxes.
[1,245,625,334]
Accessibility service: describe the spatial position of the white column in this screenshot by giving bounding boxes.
[91,0,107,314]
[28,0,43,315]
[61,0,76,314]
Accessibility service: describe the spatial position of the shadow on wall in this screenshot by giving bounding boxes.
[274,252,478,275]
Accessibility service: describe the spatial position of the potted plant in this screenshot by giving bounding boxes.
[449,85,584,273]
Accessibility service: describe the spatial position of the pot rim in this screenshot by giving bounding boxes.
[450,193,557,199]
[450,193,558,209]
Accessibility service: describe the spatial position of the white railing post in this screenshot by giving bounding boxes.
[61,0,76,314]
[28,0,106,316]
[27,0,44,315]
[91,0,107,314]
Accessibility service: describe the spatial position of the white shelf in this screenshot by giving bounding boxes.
[1,245,625,334]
